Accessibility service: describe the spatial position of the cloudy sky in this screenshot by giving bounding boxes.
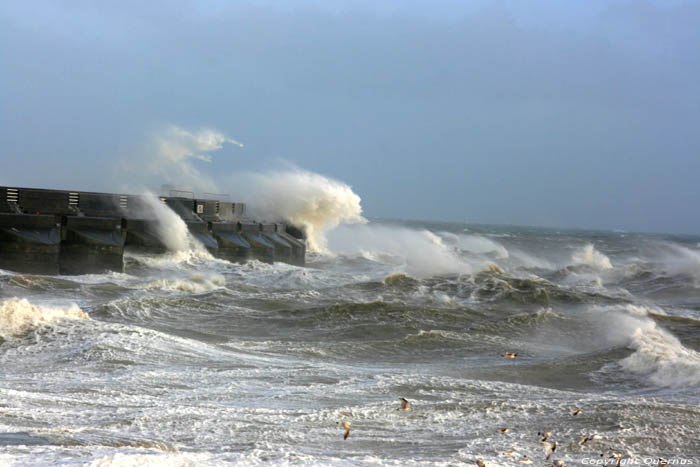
[1,0,698,233]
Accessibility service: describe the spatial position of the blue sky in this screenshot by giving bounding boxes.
[1,0,699,233]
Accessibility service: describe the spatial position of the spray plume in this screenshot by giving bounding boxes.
[231,169,366,253]
[120,125,243,194]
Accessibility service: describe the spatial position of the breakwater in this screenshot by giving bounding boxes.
[0,186,305,274]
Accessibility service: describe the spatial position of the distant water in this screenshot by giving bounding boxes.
[1,220,699,466]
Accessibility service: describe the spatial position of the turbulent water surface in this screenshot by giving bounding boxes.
[1,220,699,466]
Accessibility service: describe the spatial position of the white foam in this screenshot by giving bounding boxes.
[0,298,89,339]
[571,244,613,270]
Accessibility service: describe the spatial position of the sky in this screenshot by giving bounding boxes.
[1,0,699,233]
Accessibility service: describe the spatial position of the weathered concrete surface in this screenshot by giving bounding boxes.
[0,187,305,273]
[0,214,61,274]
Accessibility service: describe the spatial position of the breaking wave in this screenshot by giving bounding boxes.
[593,305,700,388]
[0,297,89,339]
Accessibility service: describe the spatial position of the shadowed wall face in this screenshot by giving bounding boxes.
[1,0,699,233]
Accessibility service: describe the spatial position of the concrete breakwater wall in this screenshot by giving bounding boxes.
[0,186,305,275]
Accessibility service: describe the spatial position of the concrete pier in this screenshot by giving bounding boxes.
[0,186,306,275]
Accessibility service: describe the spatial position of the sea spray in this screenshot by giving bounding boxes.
[118,125,243,194]
[229,169,366,253]
[152,126,242,191]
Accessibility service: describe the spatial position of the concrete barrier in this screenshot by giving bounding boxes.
[0,213,61,274]
[59,216,126,274]
[17,188,78,215]
[0,186,305,273]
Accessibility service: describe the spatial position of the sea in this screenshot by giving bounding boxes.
[1,219,699,466]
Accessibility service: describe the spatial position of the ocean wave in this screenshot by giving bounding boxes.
[590,305,700,388]
[617,315,700,387]
[0,297,89,340]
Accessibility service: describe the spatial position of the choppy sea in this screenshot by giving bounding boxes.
[1,220,699,466]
